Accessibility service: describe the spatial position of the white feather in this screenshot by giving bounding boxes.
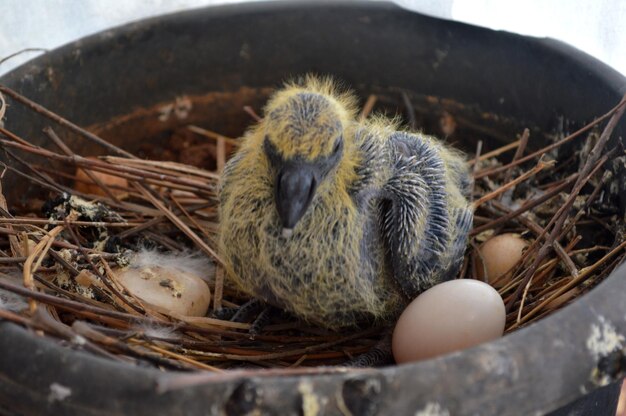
[132,320,180,340]
[129,249,215,283]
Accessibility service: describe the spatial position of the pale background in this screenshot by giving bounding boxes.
[0,0,625,77]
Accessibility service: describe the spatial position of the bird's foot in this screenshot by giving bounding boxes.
[210,298,265,322]
[215,299,274,335]
[230,298,264,323]
[210,307,239,320]
[343,332,393,367]
[249,306,273,335]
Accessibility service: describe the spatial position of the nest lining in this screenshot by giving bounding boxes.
[0,85,625,376]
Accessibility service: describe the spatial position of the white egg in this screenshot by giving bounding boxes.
[392,279,505,363]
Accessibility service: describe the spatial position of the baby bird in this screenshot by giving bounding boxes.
[219,76,473,329]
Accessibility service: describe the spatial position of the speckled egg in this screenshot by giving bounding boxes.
[116,265,211,317]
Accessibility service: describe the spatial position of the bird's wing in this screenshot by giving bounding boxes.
[445,205,473,280]
[381,132,461,299]
[348,128,387,204]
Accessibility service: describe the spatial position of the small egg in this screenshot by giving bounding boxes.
[392,279,505,363]
[115,265,211,317]
[477,233,528,287]
[74,157,128,197]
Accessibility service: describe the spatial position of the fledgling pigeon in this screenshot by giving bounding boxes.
[219,76,473,329]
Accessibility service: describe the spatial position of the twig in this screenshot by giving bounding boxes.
[104,156,220,181]
[0,92,6,121]
[472,140,483,173]
[514,236,580,323]
[170,195,213,241]
[470,140,482,202]
[489,200,544,236]
[0,277,249,338]
[473,159,554,209]
[553,241,579,278]
[179,327,381,362]
[33,307,126,362]
[511,238,626,329]
[22,225,65,312]
[0,85,136,158]
[216,136,226,173]
[43,126,122,203]
[0,218,140,227]
[133,340,224,372]
[134,183,222,264]
[243,106,262,122]
[359,95,377,121]
[467,139,520,166]
[64,222,145,315]
[213,266,224,311]
[0,48,48,66]
[401,92,417,130]
[187,125,239,146]
[1,150,68,194]
[471,173,577,235]
[499,128,530,197]
[71,321,194,370]
[475,96,626,179]
[0,138,214,193]
[505,94,626,312]
[497,152,609,297]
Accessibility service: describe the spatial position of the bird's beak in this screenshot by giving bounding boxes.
[275,163,318,232]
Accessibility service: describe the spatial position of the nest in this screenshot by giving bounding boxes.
[0,85,625,381]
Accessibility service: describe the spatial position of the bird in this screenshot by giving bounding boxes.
[218,76,473,330]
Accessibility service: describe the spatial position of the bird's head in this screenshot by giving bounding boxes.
[260,77,357,236]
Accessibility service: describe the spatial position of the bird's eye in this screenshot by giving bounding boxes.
[264,135,283,167]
